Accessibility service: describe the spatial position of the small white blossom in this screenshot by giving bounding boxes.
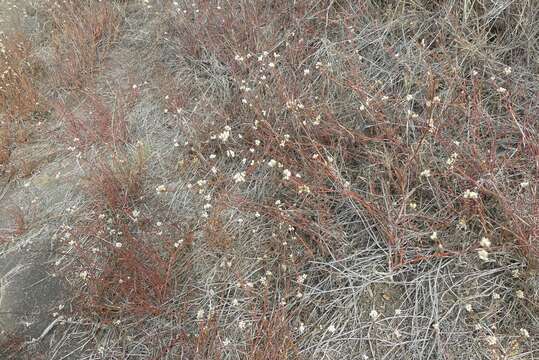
[515,290,524,299]
[420,169,431,178]
[370,309,379,320]
[477,248,489,262]
[327,324,336,333]
[485,335,497,345]
[197,308,205,320]
[519,328,530,338]
[463,189,479,199]
[282,169,292,180]
[218,128,231,142]
[115,242,123,248]
[233,171,246,183]
[480,237,491,248]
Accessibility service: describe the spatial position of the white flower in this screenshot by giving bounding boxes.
[238,320,246,329]
[369,309,379,320]
[463,189,479,199]
[299,322,305,334]
[504,67,512,75]
[233,171,246,183]
[406,94,414,101]
[420,169,431,178]
[197,308,205,320]
[223,338,230,346]
[395,309,402,315]
[115,242,123,248]
[156,184,167,193]
[492,292,500,300]
[480,237,491,248]
[519,328,530,338]
[327,324,336,333]
[464,303,473,312]
[430,231,438,240]
[477,248,489,262]
[516,290,524,299]
[497,87,506,94]
[520,181,529,188]
[226,150,235,158]
[303,68,310,75]
[282,169,292,180]
[132,209,140,218]
[268,62,275,68]
[446,152,458,166]
[218,128,231,142]
[485,335,497,345]
[79,271,88,279]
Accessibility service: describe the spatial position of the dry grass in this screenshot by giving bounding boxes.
[48,0,123,90]
[1,0,538,359]
[0,31,42,122]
